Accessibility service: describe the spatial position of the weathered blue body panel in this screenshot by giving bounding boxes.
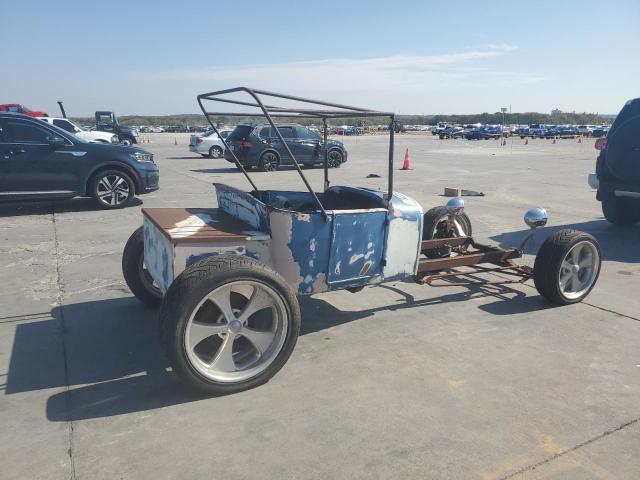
[144,183,423,296]
[328,211,386,287]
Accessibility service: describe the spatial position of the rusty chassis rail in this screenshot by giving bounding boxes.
[415,236,533,287]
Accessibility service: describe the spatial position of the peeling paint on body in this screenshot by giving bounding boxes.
[140,183,423,297]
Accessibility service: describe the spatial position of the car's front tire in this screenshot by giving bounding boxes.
[422,206,472,258]
[91,169,135,209]
[533,229,601,305]
[160,255,301,395]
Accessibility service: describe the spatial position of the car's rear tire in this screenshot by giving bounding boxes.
[160,255,300,395]
[209,146,223,158]
[258,152,279,172]
[601,195,640,226]
[91,169,135,209]
[533,229,601,305]
[327,149,343,168]
[422,206,472,258]
[122,226,163,308]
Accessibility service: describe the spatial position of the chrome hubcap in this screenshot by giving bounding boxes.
[184,281,288,382]
[558,241,599,299]
[97,175,129,206]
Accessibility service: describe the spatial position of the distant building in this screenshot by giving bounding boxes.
[551,108,562,116]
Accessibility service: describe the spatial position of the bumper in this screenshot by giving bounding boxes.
[138,167,160,193]
[189,144,203,154]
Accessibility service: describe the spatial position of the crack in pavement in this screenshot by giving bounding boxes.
[497,417,640,480]
[51,205,77,480]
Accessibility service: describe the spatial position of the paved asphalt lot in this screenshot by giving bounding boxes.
[1,133,638,479]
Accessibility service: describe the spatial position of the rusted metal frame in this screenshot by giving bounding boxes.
[197,96,258,192]
[416,247,521,273]
[421,236,472,251]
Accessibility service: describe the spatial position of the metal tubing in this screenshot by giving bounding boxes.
[197,97,259,192]
[245,89,329,220]
[196,87,396,215]
[323,118,329,192]
[416,248,521,273]
[387,115,395,206]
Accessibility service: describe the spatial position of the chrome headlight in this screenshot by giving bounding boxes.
[130,152,154,163]
[110,135,119,143]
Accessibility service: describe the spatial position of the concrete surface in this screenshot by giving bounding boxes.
[1,133,638,479]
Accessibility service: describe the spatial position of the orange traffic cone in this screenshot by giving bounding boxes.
[524,138,528,145]
[552,137,557,144]
[501,139,507,146]
[401,148,411,170]
[577,137,582,143]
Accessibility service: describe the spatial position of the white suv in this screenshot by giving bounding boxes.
[37,117,118,143]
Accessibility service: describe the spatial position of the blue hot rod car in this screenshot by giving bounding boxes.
[122,88,602,394]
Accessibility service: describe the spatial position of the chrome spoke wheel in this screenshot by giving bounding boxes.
[558,241,599,300]
[184,281,288,383]
[96,174,130,206]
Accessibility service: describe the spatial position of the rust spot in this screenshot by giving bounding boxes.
[359,261,372,276]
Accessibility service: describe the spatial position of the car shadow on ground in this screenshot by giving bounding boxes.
[4,280,552,421]
[0,197,142,217]
[190,167,241,174]
[490,219,640,264]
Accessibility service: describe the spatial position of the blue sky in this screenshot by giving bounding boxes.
[1,0,638,116]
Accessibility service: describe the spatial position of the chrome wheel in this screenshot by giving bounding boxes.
[184,281,288,383]
[209,146,223,158]
[558,241,600,300]
[96,174,130,206]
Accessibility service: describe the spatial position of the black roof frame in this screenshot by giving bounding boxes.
[197,87,396,219]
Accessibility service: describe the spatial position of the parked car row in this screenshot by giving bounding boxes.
[517,124,609,139]
[139,125,210,133]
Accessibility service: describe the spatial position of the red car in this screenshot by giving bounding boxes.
[0,103,48,117]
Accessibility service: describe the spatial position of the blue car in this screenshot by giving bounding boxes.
[0,113,159,208]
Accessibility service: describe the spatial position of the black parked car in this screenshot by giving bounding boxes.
[224,124,348,171]
[592,98,640,226]
[439,126,464,139]
[0,113,159,208]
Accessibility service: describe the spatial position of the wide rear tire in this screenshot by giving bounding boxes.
[533,229,601,305]
[122,227,163,308]
[160,255,300,395]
